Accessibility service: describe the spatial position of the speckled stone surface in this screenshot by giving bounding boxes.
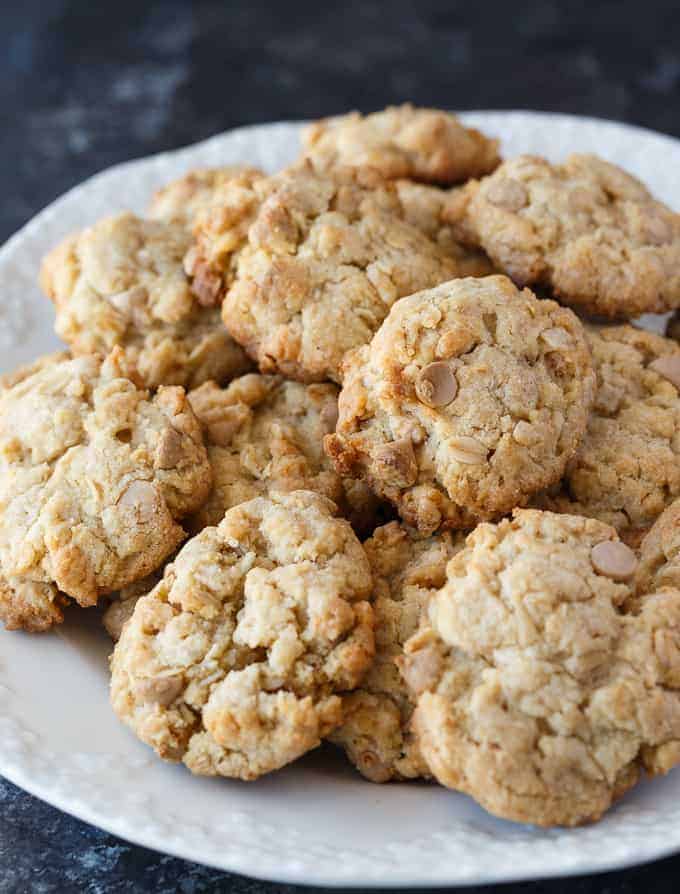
[2,0,680,891]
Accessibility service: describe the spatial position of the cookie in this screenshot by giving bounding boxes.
[449,154,680,318]
[301,105,500,184]
[0,350,211,632]
[103,571,165,642]
[40,212,251,390]
[190,162,459,382]
[148,165,263,228]
[110,491,375,780]
[186,375,381,535]
[326,276,595,534]
[538,324,680,540]
[636,498,680,595]
[395,180,497,277]
[329,521,464,782]
[400,509,680,827]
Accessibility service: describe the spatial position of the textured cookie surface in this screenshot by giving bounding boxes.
[326,276,595,534]
[191,162,459,382]
[539,324,680,540]
[110,491,375,779]
[636,498,680,595]
[330,521,463,781]
[395,180,497,277]
[301,105,500,184]
[148,166,263,228]
[187,375,380,534]
[40,212,251,390]
[0,351,211,632]
[450,154,680,318]
[401,509,680,827]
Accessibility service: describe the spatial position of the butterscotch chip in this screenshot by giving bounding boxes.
[40,212,251,390]
[0,351,211,632]
[416,361,458,408]
[187,375,382,536]
[300,104,500,184]
[649,354,680,390]
[590,540,637,580]
[329,521,464,782]
[485,178,528,211]
[326,276,595,534]
[402,509,680,827]
[147,166,263,228]
[191,163,459,382]
[110,491,375,780]
[450,154,680,318]
[537,324,680,537]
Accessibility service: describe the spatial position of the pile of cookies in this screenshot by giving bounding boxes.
[3,104,680,828]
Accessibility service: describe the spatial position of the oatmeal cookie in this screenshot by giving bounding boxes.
[330,521,464,781]
[0,350,211,632]
[448,154,680,318]
[538,324,680,540]
[190,162,459,382]
[148,166,263,228]
[301,105,500,184]
[400,509,680,827]
[186,375,380,534]
[103,570,165,642]
[40,212,251,390]
[395,180,497,277]
[110,491,375,779]
[326,276,595,534]
[636,498,680,595]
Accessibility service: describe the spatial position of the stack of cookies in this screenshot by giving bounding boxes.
[4,104,680,828]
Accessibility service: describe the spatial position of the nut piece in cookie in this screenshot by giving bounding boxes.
[326,275,595,534]
[110,491,375,780]
[0,350,212,632]
[448,154,680,319]
[537,324,680,539]
[148,165,263,228]
[301,104,500,184]
[329,521,465,782]
[186,375,381,535]
[401,509,680,827]
[191,162,459,382]
[40,212,251,390]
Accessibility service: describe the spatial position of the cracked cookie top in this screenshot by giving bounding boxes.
[110,490,375,780]
[300,104,500,184]
[326,276,595,534]
[190,162,459,382]
[0,350,211,632]
[448,154,680,318]
[40,212,251,390]
[400,509,680,827]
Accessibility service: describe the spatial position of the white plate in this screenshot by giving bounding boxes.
[1,112,680,888]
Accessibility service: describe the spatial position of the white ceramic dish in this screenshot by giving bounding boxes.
[1,112,680,888]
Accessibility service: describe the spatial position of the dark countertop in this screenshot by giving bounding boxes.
[2,1,680,891]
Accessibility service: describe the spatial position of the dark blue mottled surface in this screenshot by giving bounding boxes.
[2,1,680,890]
